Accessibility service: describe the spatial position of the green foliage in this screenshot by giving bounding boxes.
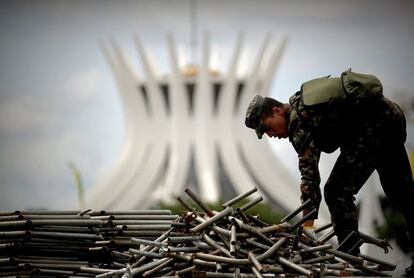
[375,196,410,254]
[158,198,284,225]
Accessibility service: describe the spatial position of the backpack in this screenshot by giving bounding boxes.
[294,69,384,153]
[300,69,383,107]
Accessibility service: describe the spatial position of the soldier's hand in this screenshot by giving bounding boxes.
[302,219,316,239]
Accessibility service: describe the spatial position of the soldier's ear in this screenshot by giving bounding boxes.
[272,106,283,116]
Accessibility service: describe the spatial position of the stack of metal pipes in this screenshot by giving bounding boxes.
[0,209,176,277]
[114,187,395,278]
[0,188,396,277]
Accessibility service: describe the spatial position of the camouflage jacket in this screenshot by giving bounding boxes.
[287,92,405,218]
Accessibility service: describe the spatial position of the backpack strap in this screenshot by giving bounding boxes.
[300,76,343,107]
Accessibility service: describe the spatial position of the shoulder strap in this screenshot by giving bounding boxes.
[300,77,343,107]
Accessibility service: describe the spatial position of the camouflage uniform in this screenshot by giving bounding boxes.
[288,91,414,249]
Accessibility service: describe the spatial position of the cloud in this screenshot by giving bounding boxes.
[0,68,121,210]
[0,95,58,136]
[64,69,102,101]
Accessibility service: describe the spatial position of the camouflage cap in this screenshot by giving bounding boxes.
[245,95,268,139]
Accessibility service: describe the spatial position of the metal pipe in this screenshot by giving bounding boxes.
[142,257,174,277]
[116,224,171,230]
[261,264,284,273]
[30,219,102,227]
[251,266,264,278]
[131,236,170,268]
[177,195,197,213]
[109,220,172,226]
[246,238,271,250]
[280,199,312,223]
[240,196,263,212]
[258,223,291,234]
[77,209,92,216]
[194,253,250,265]
[191,240,213,251]
[79,266,116,274]
[0,230,31,238]
[277,257,313,277]
[175,265,196,275]
[300,244,332,254]
[355,265,392,277]
[0,220,31,228]
[128,248,164,259]
[96,269,127,278]
[318,229,336,243]
[248,252,263,272]
[119,231,168,237]
[359,253,396,271]
[288,208,318,232]
[0,215,25,221]
[0,257,16,265]
[202,234,232,257]
[131,257,171,275]
[359,231,391,252]
[325,249,363,265]
[89,210,171,216]
[21,215,91,220]
[35,225,93,233]
[165,246,202,253]
[111,250,135,261]
[190,207,233,234]
[165,252,192,262]
[130,238,167,248]
[314,223,333,234]
[256,237,287,261]
[185,188,214,217]
[222,187,257,207]
[231,218,274,246]
[192,259,217,268]
[246,215,269,227]
[168,235,202,243]
[230,224,237,246]
[189,212,232,237]
[17,210,80,215]
[198,272,280,278]
[104,215,178,220]
[30,231,103,240]
[303,255,335,264]
[37,268,74,275]
[236,208,250,223]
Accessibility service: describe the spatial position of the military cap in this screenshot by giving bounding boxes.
[245,95,268,139]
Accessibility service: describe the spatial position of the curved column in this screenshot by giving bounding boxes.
[193,32,220,202]
[160,34,192,201]
[260,36,288,98]
[216,33,259,194]
[235,36,299,211]
[86,40,150,208]
[110,37,173,209]
[111,142,170,209]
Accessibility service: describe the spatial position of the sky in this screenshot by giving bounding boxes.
[1,0,414,210]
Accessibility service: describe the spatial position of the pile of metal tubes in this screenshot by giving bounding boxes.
[0,188,396,277]
[0,209,176,277]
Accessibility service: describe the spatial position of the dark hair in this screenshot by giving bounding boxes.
[261,97,284,117]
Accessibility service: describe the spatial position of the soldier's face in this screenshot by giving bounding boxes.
[262,107,288,139]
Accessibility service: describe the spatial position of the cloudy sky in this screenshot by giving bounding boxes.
[1,0,413,210]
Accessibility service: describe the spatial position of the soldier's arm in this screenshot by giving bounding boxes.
[298,139,322,220]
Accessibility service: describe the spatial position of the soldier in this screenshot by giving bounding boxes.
[245,70,414,276]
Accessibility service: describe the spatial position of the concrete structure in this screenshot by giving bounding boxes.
[85,33,332,221]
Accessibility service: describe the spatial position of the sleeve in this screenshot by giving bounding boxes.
[298,139,322,219]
